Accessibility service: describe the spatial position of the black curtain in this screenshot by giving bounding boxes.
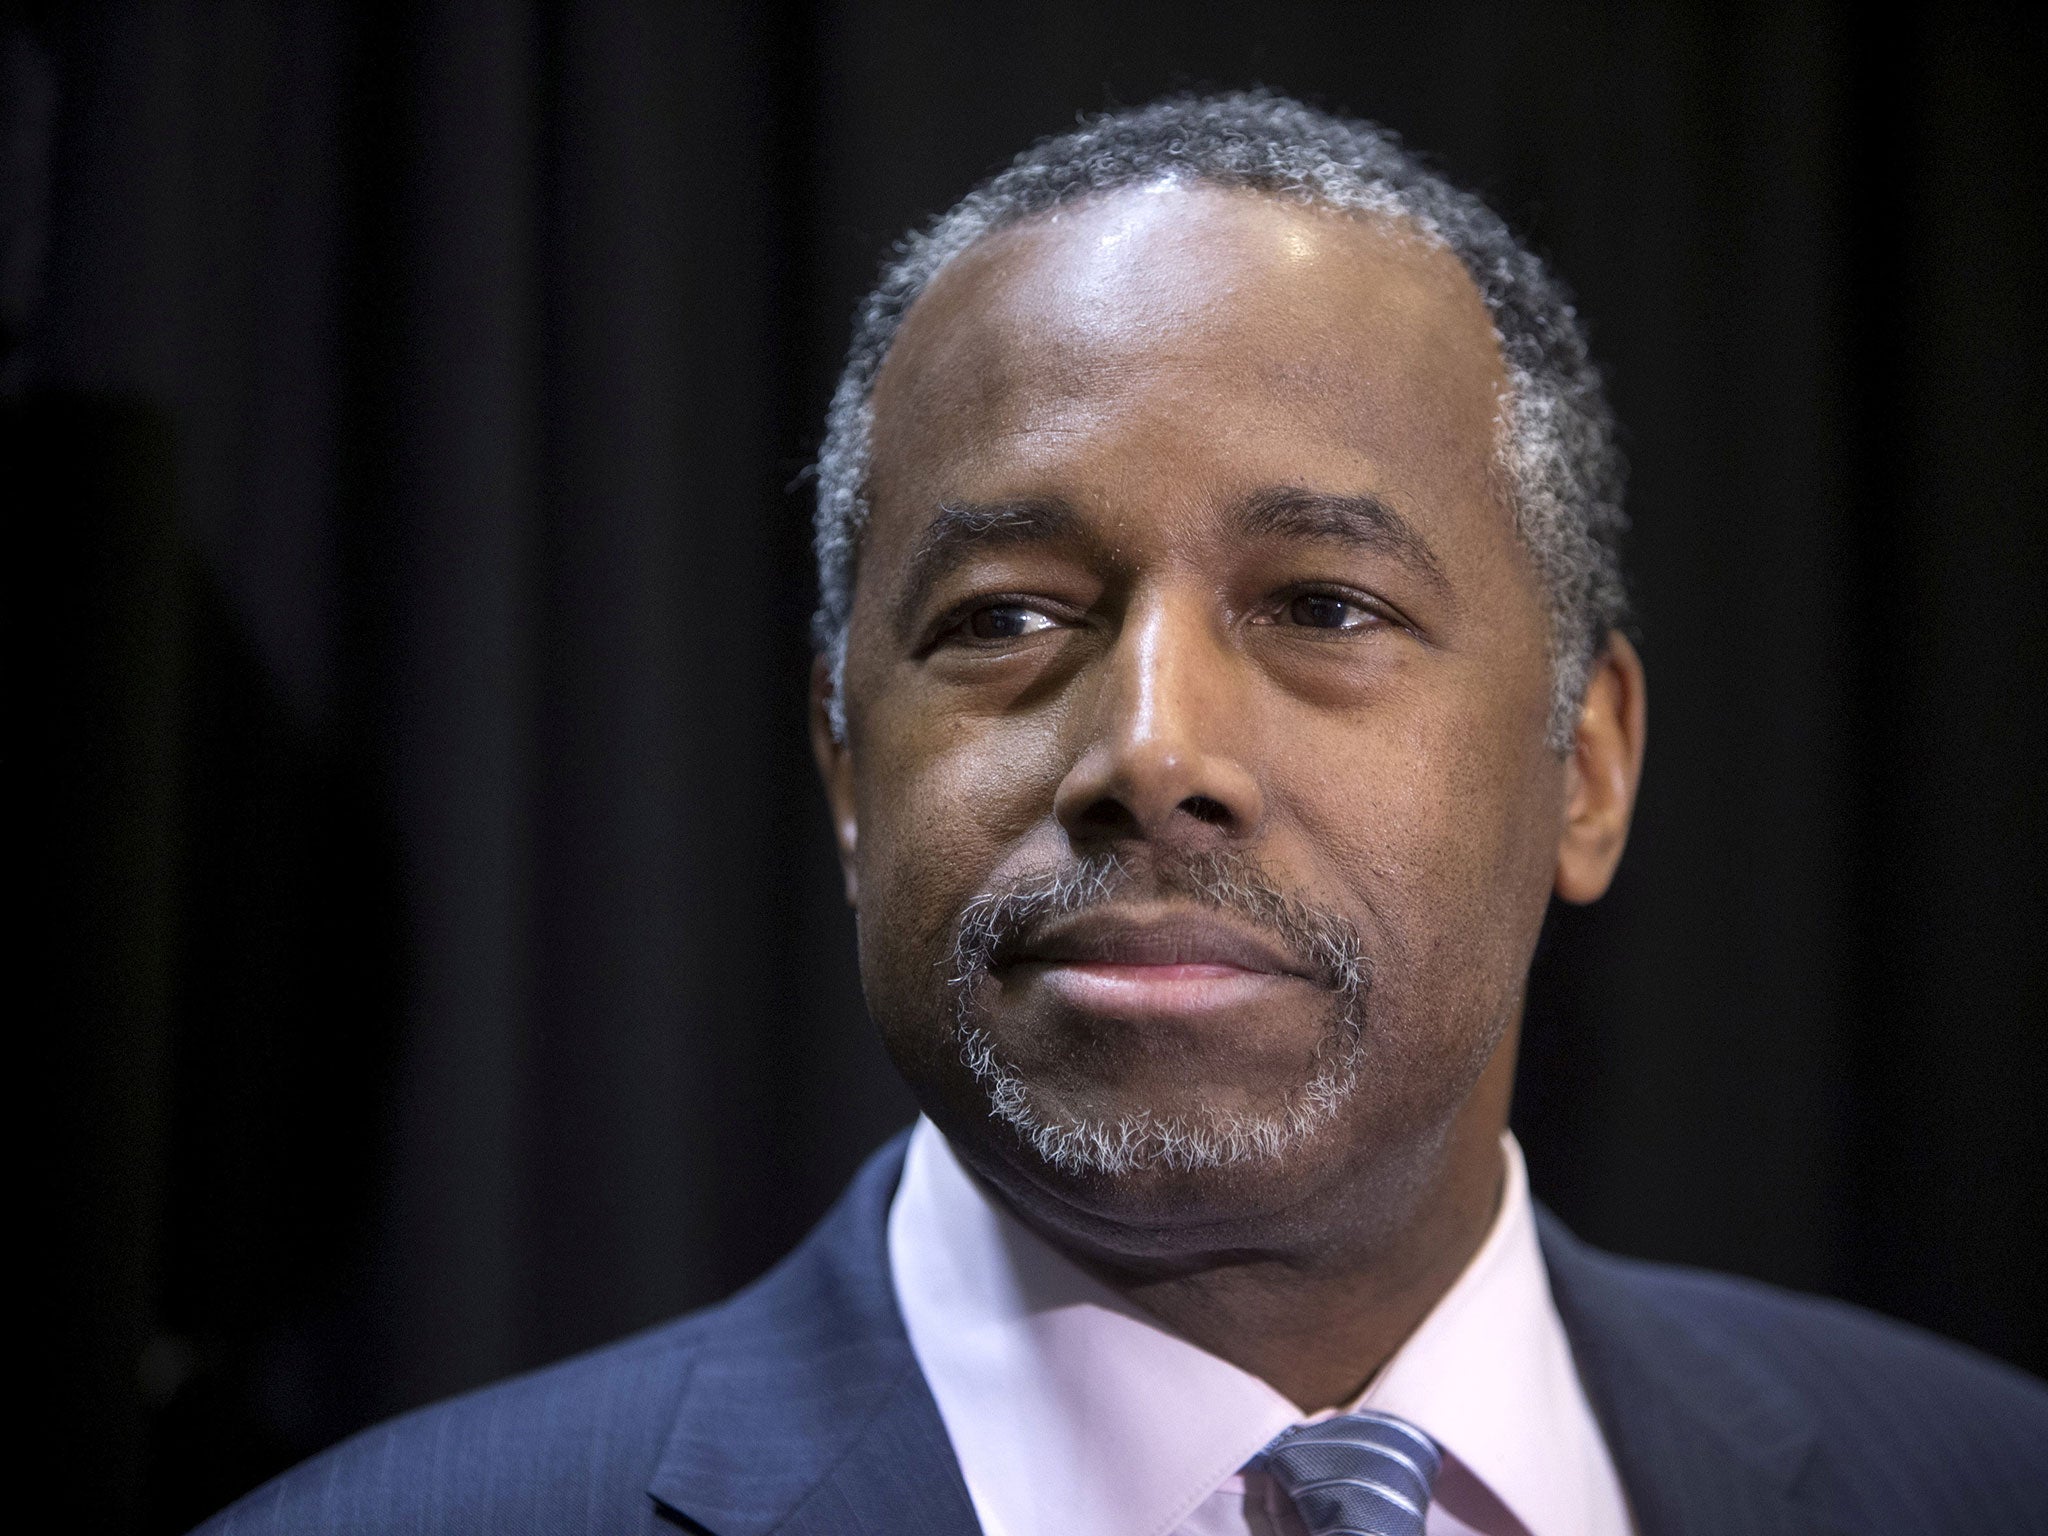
[13,4,2043,1532]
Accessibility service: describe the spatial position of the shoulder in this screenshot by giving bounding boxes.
[1583,1235,2045,1419]
[191,1308,718,1536]
[1542,1215,2048,1523]
[192,1136,919,1536]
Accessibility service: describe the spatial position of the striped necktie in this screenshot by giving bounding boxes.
[1259,1410,1444,1536]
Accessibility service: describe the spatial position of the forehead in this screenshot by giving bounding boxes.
[867,181,1510,521]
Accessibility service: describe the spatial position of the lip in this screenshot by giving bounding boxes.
[1000,909,1314,1018]
[1007,909,1308,974]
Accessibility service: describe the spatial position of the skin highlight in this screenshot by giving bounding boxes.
[811,182,1646,1411]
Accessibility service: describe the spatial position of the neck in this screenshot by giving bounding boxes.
[960,1040,1520,1411]
[1079,1125,1507,1409]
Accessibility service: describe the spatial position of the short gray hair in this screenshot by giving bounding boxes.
[814,90,1628,749]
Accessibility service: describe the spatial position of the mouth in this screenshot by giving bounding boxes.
[998,908,1317,1019]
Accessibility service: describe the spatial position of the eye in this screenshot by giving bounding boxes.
[1282,592,1381,631]
[961,603,1057,641]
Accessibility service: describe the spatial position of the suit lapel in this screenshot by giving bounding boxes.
[647,1134,982,1536]
[766,1368,984,1536]
[1538,1211,1844,1536]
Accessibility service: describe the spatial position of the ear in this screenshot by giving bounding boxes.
[1554,630,1648,905]
[809,653,860,907]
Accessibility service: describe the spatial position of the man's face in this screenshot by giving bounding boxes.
[820,183,1604,1258]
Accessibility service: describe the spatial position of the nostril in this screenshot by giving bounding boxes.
[1180,795,1232,826]
[1076,796,1140,833]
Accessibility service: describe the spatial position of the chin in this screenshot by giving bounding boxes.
[960,1098,1369,1271]
[955,1020,1360,1184]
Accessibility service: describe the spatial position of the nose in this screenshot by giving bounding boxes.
[1053,591,1266,849]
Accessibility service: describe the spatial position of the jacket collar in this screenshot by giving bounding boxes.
[648,1132,981,1536]
[1538,1209,1842,1536]
[647,1133,1838,1536]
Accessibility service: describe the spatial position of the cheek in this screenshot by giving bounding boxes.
[851,699,1071,981]
[1291,706,1562,1020]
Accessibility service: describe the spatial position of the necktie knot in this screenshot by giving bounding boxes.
[1259,1410,1443,1536]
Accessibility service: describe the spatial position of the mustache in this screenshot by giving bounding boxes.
[947,849,1369,1002]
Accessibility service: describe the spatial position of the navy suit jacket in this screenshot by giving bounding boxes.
[199,1134,2048,1535]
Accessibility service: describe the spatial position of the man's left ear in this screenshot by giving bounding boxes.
[808,653,860,907]
[1554,631,1647,905]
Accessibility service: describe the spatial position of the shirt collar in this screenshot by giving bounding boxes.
[890,1117,1623,1536]
[1355,1134,1626,1536]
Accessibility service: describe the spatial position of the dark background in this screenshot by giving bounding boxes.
[10,2,2043,1531]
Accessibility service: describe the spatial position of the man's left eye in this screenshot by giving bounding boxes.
[963,604,1057,641]
[1283,593,1377,630]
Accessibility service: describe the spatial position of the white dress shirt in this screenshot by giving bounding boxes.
[889,1116,1633,1536]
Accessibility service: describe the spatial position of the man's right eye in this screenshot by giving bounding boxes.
[961,604,1057,641]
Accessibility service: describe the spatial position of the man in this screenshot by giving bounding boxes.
[199,92,2047,1536]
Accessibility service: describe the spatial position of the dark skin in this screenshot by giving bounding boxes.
[812,183,1647,1411]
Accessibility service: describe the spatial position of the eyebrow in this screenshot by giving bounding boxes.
[1233,486,1451,593]
[890,484,1450,634]
[896,497,1080,632]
